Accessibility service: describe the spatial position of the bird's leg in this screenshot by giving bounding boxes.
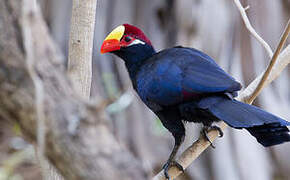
[202,125,223,148]
[162,133,185,180]
[157,110,185,180]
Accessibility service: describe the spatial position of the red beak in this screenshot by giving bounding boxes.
[100,39,121,54]
[100,25,125,54]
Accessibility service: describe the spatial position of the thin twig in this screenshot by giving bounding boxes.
[239,44,290,103]
[234,0,274,58]
[246,18,290,104]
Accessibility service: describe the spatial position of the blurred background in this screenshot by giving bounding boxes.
[0,0,289,179]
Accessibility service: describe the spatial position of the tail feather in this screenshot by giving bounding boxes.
[198,96,290,147]
[247,123,290,147]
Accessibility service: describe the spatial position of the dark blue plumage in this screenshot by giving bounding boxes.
[134,47,242,108]
[196,96,290,146]
[101,24,290,179]
[128,45,290,148]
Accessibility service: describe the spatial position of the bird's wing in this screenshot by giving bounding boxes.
[164,48,241,93]
[137,47,241,106]
[176,47,241,94]
[181,60,241,95]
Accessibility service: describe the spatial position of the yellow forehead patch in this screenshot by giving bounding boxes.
[104,25,125,41]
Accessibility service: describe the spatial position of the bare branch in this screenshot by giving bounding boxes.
[238,44,290,102]
[234,0,274,58]
[246,19,290,104]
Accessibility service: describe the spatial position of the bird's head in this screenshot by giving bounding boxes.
[101,24,156,77]
[101,24,155,65]
[100,24,153,54]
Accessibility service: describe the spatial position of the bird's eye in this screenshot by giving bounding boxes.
[124,36,132,42]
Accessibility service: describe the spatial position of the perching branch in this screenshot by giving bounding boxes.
[153,5,290,180]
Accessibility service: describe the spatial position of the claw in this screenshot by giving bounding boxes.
[162,160,184,180]
[202,128,215,148]
[211,125,223,137]
[202,125,223,148]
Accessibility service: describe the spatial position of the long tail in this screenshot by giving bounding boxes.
[198,97,290,147]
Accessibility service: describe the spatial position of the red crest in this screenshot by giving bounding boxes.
[123,24,152,46]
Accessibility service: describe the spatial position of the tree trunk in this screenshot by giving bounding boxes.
[68,0,98,99]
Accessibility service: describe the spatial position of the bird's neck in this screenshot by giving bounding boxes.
[114,44,156,79]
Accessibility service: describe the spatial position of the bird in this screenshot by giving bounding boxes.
[100,24,290,179]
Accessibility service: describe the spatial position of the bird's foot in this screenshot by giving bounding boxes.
[162,160,184,180]
[202,125,223,148]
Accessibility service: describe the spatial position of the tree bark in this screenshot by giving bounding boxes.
[0,1,147,180]
[68,0,98,99]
